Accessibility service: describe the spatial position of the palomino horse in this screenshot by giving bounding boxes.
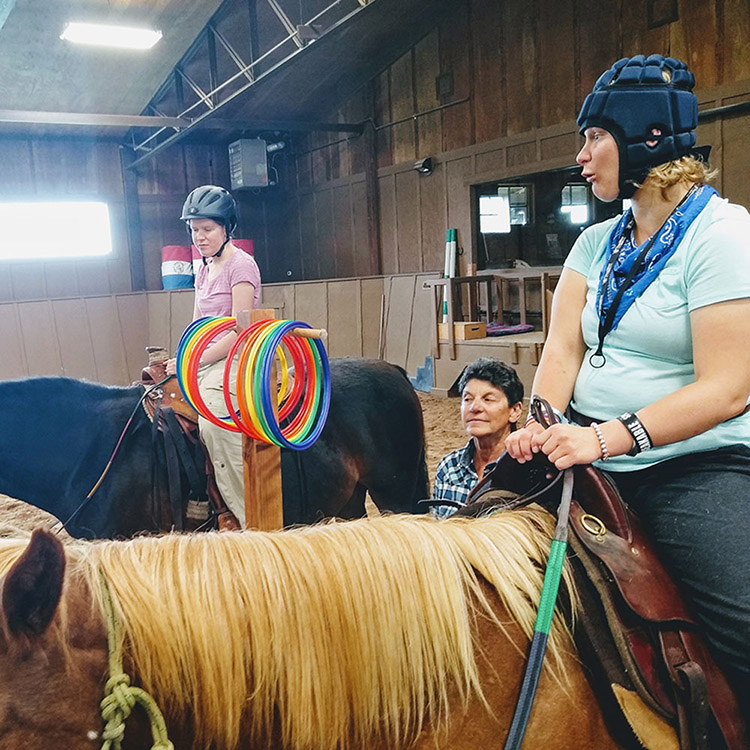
[0,357,428,537]
[0,510,628,750]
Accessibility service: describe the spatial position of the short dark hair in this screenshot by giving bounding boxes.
[457,358,523,405]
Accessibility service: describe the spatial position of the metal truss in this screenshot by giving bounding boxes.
[125,0,369,168]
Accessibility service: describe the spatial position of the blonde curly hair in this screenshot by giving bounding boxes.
[640,155,718,199]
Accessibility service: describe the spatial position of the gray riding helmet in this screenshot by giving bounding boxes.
[180,185,238,235]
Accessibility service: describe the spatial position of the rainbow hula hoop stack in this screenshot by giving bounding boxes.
[175,317,331,451]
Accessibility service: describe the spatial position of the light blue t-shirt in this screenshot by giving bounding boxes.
[564,194,750,470]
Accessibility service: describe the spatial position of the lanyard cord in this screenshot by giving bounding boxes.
[591,222,656,368]
[590,184,697,368]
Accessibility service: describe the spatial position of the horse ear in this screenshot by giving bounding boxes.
[1,529,66,639]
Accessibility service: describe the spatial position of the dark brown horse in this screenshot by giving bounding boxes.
[0,511,629,749]
[0,357,428,538]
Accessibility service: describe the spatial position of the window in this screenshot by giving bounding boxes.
[560,184,589,224]
[479,186,529,234]
[479,195,510,234]
[0,201,112,260]
[503,186,529,226]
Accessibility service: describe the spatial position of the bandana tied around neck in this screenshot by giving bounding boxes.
[591,184,717,367]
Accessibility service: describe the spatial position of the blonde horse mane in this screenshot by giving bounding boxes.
[0,508,577,750]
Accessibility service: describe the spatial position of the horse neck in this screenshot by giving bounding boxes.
[0,378,146,525]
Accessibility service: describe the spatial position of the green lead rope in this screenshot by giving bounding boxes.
[99,572,174,750]
[504,468,574,750]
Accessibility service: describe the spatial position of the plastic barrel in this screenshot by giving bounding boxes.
[161,245,194,289]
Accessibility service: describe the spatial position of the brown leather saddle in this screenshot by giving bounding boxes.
[464,441,747,749]
[136,347,239,531]
[139,346,199,426]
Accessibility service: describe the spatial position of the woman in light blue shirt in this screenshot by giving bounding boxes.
[507,55,750,713]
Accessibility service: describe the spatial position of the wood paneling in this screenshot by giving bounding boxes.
[0,276,434,389]
[327,280,362,357]
[314,189,335,279]
[360,277,385,358]
[332,185,354,278]
[374,70,393,169]
[671,2,720,88]
[439,3,473,152]
[279,0,750,286]
[574,0,622,110]
[419,162,448,271]
[471,0,504,143]
[18,301,60,376]
[395,170,421,272]
[538,0,575,127]
[298,193,319,279]
[293,283,329,334]
[390,52,417,165]
[55,298,98,379]
[721,112,750,210]
[383,275,417,368]
[445,157,474,274]
[0,305,26,379]
[378,175,398,274]
[722,0,750,82]
[351,179,374,277]
[502,0,538,136]
[85,296,130,384]
[414,31,442,158]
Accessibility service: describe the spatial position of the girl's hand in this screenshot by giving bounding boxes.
[536,423,603,470]
[505,420,546,462]
[165,357,177,377]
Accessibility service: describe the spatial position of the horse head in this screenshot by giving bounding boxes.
[0,531,109,749]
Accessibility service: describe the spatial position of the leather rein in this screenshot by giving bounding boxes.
[58,377,171,535]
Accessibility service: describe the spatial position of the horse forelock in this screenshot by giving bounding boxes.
[14,510,575,750]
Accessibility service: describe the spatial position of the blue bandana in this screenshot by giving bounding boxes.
[597,184,717,333]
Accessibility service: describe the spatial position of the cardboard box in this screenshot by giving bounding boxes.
[437,321,487,340]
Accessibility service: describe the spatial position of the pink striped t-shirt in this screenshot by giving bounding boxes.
[195,249,261,317]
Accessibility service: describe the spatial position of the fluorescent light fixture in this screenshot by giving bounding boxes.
[61,22,162,50]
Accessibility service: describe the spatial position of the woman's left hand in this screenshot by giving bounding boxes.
[534,423,603,470]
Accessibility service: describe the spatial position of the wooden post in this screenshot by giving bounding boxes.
[237,308,284,531]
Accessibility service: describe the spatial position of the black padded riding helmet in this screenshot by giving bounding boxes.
[180,185,238,234]
[577,54,699,198]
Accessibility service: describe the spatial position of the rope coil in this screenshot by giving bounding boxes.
[175,317,331,451]
[99,573,174,750]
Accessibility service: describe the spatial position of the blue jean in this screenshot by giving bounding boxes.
[605,446,750,706]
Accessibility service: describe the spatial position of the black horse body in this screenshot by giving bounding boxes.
[1,358,428,538]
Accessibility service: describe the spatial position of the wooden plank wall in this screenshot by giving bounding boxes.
[0,274,436,384]
[286,0,750,280]
[3,0,749,304]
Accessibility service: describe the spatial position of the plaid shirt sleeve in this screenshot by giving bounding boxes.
[430,446,475,518]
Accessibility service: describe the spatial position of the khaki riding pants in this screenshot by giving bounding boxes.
[197,358,245,526]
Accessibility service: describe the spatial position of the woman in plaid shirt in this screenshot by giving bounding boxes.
[431,358,523,518]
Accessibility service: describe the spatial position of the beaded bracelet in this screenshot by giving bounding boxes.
[590,422,609,461]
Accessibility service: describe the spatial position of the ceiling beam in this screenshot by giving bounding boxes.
[0,109,363,134]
